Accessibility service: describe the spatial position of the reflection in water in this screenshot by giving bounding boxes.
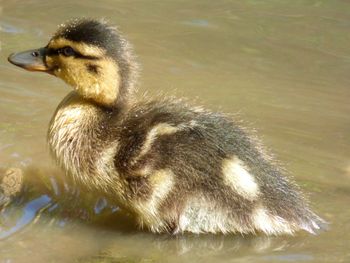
[0,195,51,240]
[0,166,114,240]
[78,235,309,263]
[0,166,316,262]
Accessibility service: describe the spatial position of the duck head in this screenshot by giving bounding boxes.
[8,19,138,107]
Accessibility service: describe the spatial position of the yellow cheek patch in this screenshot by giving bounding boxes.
[45,55,62,73]
[45,56,54,68]
[55,56,120,106]
[46,37,121,106]
[48,38,106,57]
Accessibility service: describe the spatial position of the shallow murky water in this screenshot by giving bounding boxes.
[1,0,350,262]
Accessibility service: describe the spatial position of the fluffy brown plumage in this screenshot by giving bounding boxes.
[8,18,326,235]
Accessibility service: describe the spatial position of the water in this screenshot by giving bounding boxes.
[1,0,350,262]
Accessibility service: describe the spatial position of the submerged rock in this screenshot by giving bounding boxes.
[0,168,24,208]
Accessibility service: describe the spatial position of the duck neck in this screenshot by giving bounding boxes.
[47,91,125,195]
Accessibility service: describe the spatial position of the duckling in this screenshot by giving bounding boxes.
[8,18,325,235]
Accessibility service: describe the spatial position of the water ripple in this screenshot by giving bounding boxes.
[0,22,24,34]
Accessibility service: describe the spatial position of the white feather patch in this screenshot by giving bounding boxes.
[252,206,293,235]
[139,123,179,156]
[133,169,174,232]
[222,157,259,200]
[176,196,250,234]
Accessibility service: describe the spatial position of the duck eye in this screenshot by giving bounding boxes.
[61,46,75,57]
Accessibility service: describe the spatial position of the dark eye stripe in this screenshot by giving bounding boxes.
[46,48,59,56]
[46,47,100,60]
[76,54,100,60]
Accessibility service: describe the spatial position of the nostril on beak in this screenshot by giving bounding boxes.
[32,51,39,57]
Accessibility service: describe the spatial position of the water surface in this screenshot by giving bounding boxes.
[0,0,350,262]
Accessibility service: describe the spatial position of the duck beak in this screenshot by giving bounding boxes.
[8,47,50,73]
